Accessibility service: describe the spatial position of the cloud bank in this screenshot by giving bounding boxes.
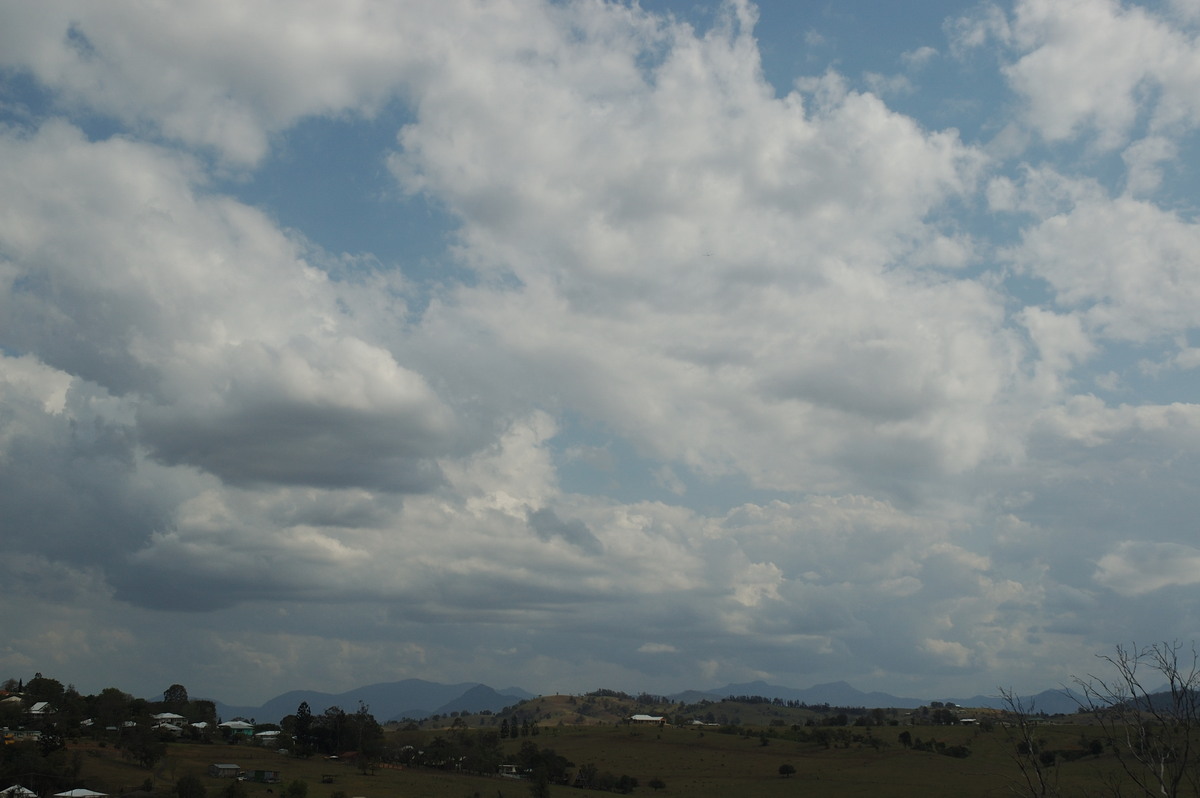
[2,0,1200,703]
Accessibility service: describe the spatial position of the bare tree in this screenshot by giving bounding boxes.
[998,687,1060,798]
[1073,641,1200,798]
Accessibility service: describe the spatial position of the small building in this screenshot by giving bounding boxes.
[208,765,240,779]
[628,714,666,726]
[243,771,281,784]
[218,721,254,736]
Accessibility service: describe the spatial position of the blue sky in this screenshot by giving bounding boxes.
[3,0,1200,706]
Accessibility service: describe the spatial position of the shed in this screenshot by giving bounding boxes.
[208,764,241,778]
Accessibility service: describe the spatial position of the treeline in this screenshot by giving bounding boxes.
[2,674,218,736]
[386,727,640,794]
[0,674,221,794]
[281,701,383,761]
[585,689,673,705]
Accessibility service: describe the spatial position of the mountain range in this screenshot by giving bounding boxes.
[212,679,535,725]
[209,678,1085,725]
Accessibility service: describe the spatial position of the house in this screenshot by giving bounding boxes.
[628,714,666,726]
[2,786,37,798]
[28,702,52,717]
[218,721,254,736]
[208,765,240,779]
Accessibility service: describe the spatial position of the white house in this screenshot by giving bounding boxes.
[628,714,665,725]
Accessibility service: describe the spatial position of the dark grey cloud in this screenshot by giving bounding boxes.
[527,506,604,555]
[139,402,447,492]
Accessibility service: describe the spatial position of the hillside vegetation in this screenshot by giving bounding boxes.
[39,719,1123,798]
[1,674,1187,797]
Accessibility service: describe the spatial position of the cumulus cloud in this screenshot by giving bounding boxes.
[2,0,1200,703]
[1095,541,1200,596]
[955,0,1200,150]
[0,122,457,492]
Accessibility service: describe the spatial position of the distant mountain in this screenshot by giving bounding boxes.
[433,684,524,716]
[213,679,531,724]
[689,679,928,709]
[945,687,1085,715]
[210,676,1089,725]
[669,680,1087,714]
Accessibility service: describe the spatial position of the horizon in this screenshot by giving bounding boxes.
[4,0,1200,707]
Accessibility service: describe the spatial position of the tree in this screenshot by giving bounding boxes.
[176,773,207,798]
[164,684,189,706]
[527,770,550,798]
[290,701,313,755]
[999,687,1059,798]
[647,777,666,791]
[1073,641,1200,798]
[778,763,796,778]
[25,674,65,707]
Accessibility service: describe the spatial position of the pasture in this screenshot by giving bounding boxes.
[66,718,1128,798]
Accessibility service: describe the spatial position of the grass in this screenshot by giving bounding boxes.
[61,718,1137,798]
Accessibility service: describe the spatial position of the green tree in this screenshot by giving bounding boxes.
[90,687,135,731]
[528,770,550,798]
[120,724,167,769]
[648,777,667,791]
[779,763,796,778]
[25,674,65,707]
[163,684,189,706]
[175,773,206,798]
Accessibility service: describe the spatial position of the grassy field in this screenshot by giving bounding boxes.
[63,718,1133,798]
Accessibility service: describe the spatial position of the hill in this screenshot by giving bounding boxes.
[213,679,533,724]
[210,677,1087,728]
[700,679,928,709]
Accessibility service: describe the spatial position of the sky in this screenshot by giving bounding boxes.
[2,0,1200,707]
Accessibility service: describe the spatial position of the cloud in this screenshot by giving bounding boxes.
[957,0,1200,149]
[0,122,457,492]
[2,0,1200,704]
[0,1,441,166]
[1095,541,1200,596]
[1004,178,1200,343]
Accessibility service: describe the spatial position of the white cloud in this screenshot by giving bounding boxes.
[901,45,939,69]
[1095,541,1200,596]
[0,121,457,491]
[3,0,1200,704]
[638,643,678,654]
[1002,0,1200,149]
[1007,187,1200,343]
